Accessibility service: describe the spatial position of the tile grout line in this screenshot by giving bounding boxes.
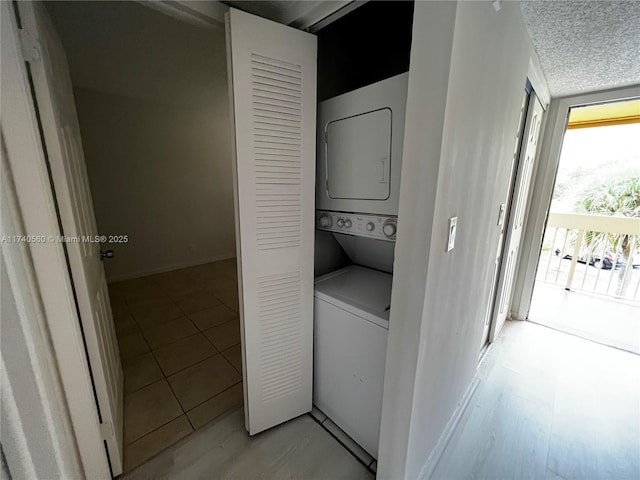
[120,285,192,426]
[157,346,219,379]
[123,295,232,352]
[182,380,244,417]
[185,304,238,331]
[198,317,241,353]
[121,317,239,382]
[123,328,242,374]
[220,348,242,375]
[147,343,195,431]
[162,350,238,388]
[163,349,242,420]
[138,317,198,351]
[122,343,219,396]
[114,262,242,465]
[117,297,172,366]
[123,407,186,449]
[154,330,217,354]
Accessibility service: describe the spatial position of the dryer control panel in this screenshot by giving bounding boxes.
[316,210,397,242]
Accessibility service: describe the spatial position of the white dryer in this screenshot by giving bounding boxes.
[316,72,408,217]
[313,265,392,458]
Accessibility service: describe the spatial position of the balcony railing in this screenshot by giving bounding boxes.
[537,212,640,302]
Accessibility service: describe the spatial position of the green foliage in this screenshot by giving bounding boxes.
[582,176,640,218]
[579,177,638,295]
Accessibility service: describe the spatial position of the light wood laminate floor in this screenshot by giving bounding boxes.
[120,408,373,480]
[432,320,640,480]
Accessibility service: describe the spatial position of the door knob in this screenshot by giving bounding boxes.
[100,249,115,260]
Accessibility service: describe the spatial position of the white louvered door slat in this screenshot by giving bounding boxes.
[226,8,316,435]
[19,3,124,474]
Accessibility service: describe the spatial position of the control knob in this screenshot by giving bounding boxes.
[366,222,375,231]
[383,218,397,239]
[336,218,345,228]
[344,219,352,229]
[318,213,332,228]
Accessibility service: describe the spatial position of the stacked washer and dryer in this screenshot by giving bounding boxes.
[313,73,408,459]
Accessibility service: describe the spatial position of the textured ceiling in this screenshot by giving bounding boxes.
[521,1,640,97]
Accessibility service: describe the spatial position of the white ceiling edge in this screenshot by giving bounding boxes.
[306,1,368,32]
[136,0,228,29]
[528,49,550,109]
[222,1,353,30]
[287,1,364,31]
[137,1,368,34]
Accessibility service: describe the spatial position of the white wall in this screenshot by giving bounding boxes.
[0,257,68,479]
[380,2,543,478]
[378,1,458,476]
[74,88,235,280]
[47,1,236,281]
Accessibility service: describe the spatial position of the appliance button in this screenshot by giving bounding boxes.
[344,219,352,228]
[337,218,345,228]
[366,222,375,231]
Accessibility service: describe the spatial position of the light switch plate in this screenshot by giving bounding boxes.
[447,216,457,252]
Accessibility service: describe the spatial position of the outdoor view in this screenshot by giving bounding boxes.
[530,99,640,353]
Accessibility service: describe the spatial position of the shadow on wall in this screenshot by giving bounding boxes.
[46,0,236,281]
[75,88,235,281]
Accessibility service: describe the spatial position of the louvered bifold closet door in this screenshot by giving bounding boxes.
[226,8,317,435]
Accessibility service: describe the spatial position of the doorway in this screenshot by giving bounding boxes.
[481,86,545,348]
[44,1,241,472]
[39,0,407,474]
[528,98,640,353]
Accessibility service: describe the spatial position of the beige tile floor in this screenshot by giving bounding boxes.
[108,258,244,473]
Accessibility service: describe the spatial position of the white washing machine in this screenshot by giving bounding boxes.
[313,265,392,459]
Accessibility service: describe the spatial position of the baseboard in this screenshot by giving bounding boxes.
[106,253,236,283]
[417,375,481,480]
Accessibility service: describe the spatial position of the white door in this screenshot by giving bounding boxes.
[480,90,529,347]
[18,3,124,474]
[490,93,544,341]
[226,8,317,435]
